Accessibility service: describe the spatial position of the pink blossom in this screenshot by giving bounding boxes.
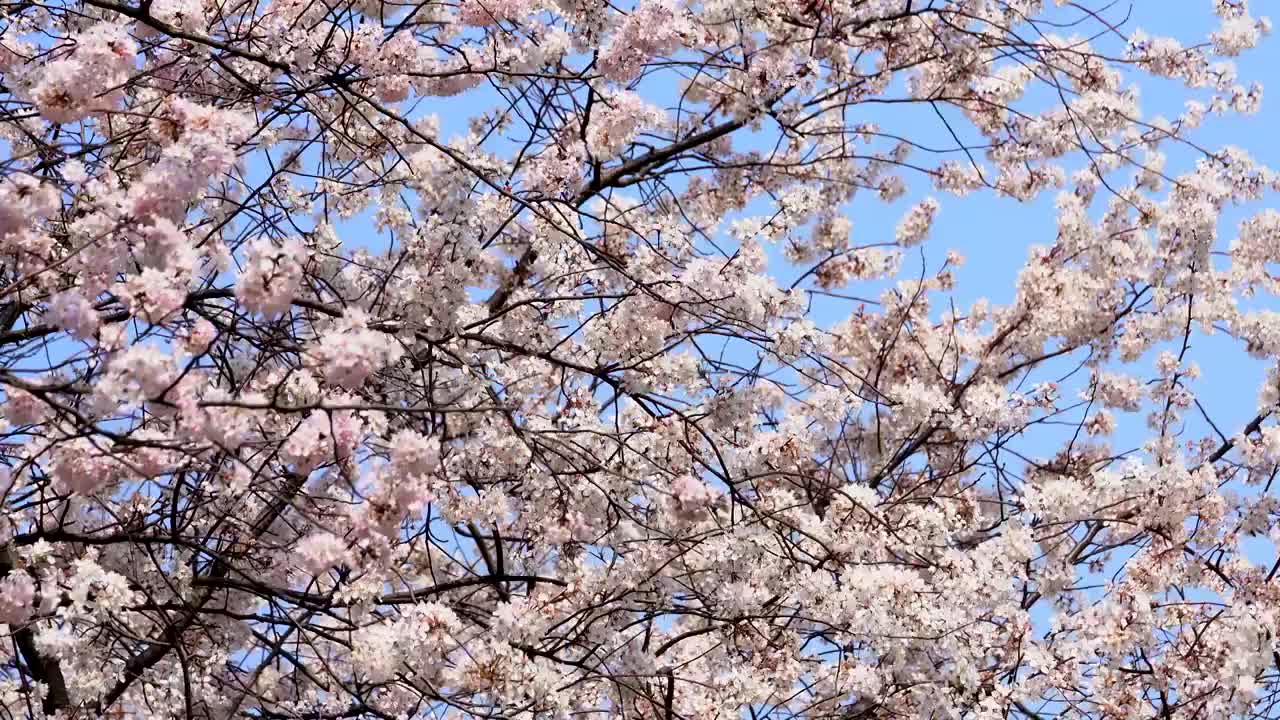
[235,238,308,317]
[307,311,404,390]
[0,573,35,626]
[182,319,217,354]
[1,386,49,426]
[47,290,101,341]
[51,439,122,495]
[119,268,188,323]
[27,23,136,123]
[457,0,535,26]
[0,176,59,247]
[297,532,348,574]
[585,92,665,158]
[670,473,718,520]
[597,0,690,83]
[150,0,206,30]
[390,429,440,476]
[895,198,940,247]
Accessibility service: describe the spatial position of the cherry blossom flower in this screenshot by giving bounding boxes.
[0,573,34,626]
[235,238,308,317]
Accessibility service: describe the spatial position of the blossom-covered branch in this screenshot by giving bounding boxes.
[0,0,1279,718]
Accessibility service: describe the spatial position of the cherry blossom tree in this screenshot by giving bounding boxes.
[1,0,1280,716]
